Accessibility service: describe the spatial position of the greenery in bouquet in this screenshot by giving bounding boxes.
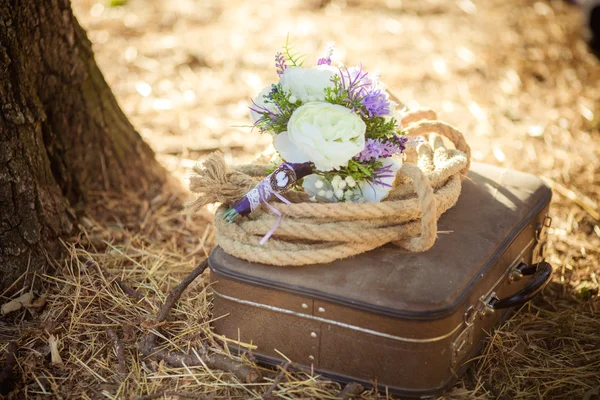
[222,39,414,241]
[249,39,408,203]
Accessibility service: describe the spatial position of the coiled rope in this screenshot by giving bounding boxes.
[188,109,471,266]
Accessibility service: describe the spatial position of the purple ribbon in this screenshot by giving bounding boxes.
[257,183,291,245]
[229,162,313,245]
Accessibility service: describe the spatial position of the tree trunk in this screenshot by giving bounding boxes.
[0,0,168,291]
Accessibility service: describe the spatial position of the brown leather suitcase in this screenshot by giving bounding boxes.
[208,162,553,397]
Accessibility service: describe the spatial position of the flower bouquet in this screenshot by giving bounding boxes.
[189,40,471,265]
[225,42,411,234]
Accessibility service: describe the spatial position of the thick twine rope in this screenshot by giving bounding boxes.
[188,109,471,266]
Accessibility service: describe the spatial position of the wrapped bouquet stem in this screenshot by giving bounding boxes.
[188,42,471,266]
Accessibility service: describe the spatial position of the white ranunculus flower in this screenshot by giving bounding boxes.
[249,86,277,123]
[358,156,403,202]
[279,65,338,103]
[273,131,310,163]
[274,102,366,171]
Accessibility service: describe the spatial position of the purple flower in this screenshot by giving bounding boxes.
[275,52,287,76]
[356,139,382,162]
[389,134,408,150]
[339,64,370,103]
[372,163,396,188]
[361,89,391,117]
[356,136,408,162]
[317,43,335,66]
[249,92,280,131]
[347,66,373,89]
[336,65,392,118]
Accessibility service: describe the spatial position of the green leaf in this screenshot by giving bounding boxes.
[283,34,306,67]
[356,163,372,175]
[364,116,399,140]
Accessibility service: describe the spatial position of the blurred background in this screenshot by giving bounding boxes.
[71,0,599,174]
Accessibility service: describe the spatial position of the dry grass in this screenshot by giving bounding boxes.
[2,0,600,398]
[0,192,372,399]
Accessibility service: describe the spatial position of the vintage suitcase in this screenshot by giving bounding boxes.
[208,162,553,397]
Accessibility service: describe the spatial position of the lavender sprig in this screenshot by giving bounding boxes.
[317,42,335,65]
[275,52,287,76]
[355,136,408,162]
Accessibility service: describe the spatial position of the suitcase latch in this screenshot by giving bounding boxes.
[452,291,500,365]
[452,325,474,366]
[533,214,552,263]
[452,306,477,366]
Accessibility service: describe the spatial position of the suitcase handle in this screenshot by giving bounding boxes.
[492,261,552,309]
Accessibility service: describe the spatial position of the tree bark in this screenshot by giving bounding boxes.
[0,0,168,291]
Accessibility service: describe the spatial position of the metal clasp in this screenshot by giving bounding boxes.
[509,260,525,282]
[535,215,552,242]
[452,291,500,365]
[452,306,476,366]
[533,214,552,262]
[479,292,499,317]
[451,324,473,366]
